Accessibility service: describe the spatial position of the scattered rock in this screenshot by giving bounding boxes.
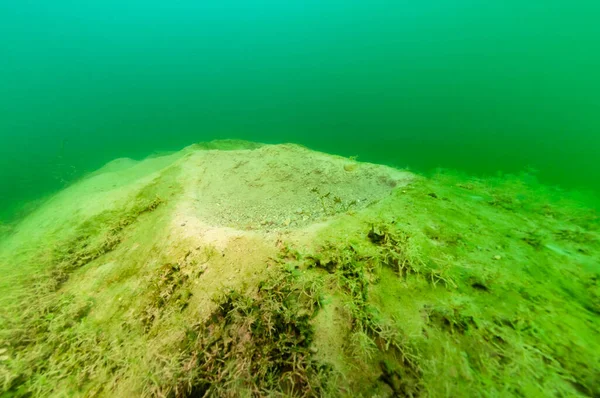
[344,163,358,172]
[471,282,489,291]
[493,255,502,260]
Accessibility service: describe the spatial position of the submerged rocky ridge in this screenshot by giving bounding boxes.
[0,140,598,397]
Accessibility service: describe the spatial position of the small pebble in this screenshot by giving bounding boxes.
[295,208,303,214]
[493,255,502,260]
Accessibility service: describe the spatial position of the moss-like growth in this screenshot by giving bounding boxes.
[146,266,332,397]
[0,192,165,396]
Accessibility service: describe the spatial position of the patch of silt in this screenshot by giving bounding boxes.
[187,144,413,230]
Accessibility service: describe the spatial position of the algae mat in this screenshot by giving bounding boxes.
[0,141,598,397]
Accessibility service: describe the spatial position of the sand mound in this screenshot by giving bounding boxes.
[179,143,412,230]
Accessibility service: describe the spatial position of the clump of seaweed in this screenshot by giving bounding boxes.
[142,262,192,332]
[369,223,456,288]
[148,266,332,397]
[305,230,424,396]
[141,248,211,333]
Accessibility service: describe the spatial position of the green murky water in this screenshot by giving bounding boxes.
[1,1,599,219]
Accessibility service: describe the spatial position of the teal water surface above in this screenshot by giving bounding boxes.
[1,1,599,219]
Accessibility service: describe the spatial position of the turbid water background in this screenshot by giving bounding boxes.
[1,1,599,220]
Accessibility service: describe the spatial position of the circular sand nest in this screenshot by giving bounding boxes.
[182,144,412,230]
